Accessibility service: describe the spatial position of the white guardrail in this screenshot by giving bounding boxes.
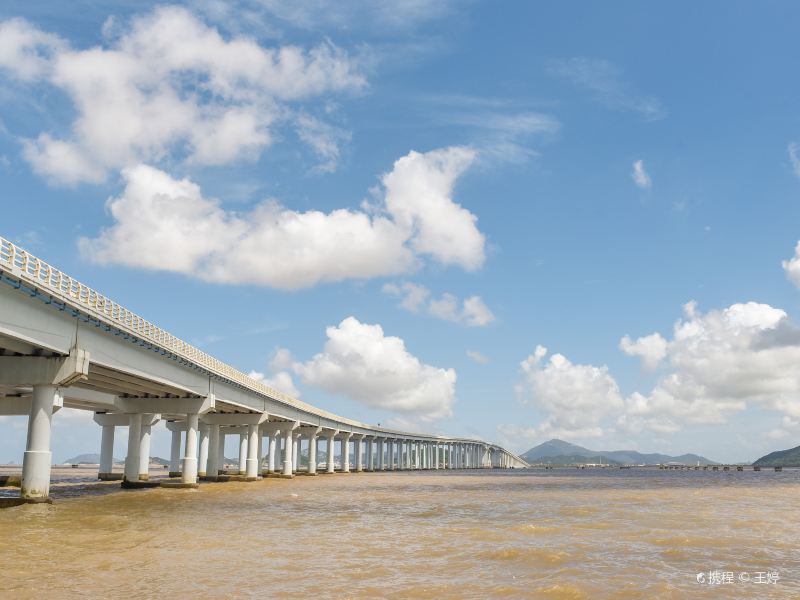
[0,236,510,447]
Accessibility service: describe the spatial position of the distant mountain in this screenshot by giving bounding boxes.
[753,444,800,467]
[522,439,717,465]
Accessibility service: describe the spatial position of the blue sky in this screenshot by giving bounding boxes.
[2,1,800,464]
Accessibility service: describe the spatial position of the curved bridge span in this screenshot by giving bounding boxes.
[0,236,528,502]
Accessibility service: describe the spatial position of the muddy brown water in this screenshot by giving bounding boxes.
[1,468,797,599]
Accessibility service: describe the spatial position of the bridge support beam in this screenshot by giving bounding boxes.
[20,385,58,501]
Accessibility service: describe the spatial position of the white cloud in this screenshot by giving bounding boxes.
[295,113,351,174]
[782,241,800,288]
[515,345,624,438]
[294,316,456,420]
[382,146,484,271]
[547,57,664,120]
[0,17,63,80]
[381,281,430,312]
[248,348,300,397]
[383,282,495,326]
[79,145,485,289]
[619,332,667,370]
[466,350,489,364]
[631,159,652,189]
[789,142,800,179]
[621,301,800,432]
[0,7,365,184]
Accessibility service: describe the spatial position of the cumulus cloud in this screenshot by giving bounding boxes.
[294,317,456,420]
[248,347,300,397]
[620,301,800,433]
[0,6,364,184]
[782,242,800,288]
[515,345,624,438]
[383,281,495,326]
[619,332,667,370]
[79,146,484,289]
[631,159,652,189]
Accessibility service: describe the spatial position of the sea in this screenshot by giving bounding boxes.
[1,467,797,599]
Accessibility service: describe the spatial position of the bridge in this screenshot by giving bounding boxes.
[0,236,528,502]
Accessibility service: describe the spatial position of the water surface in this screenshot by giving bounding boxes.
[1,468,797,598]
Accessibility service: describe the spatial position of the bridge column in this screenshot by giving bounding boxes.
[377,438,384,470]
[198,423,209,477]
[302,426,322,475]
[238,433,248,475]
[257,427,264,472]
[245,423,259,481]
[354,434,364,472]
[206,423,220,481]
[98,423,115,480]
[169,424,182,477]
[293,433,301,473]
[20,385,58,500]
[407,440,413,469]
[365,436,373,471]
[266,427,279,474]
[282,421,299,478]
[123,413,142,483]
[325,430,338,473]
[388,439,395,470]
[218,430,226,474]
[138,418,153,481]
[182,413,199,485]
[341,432,352,473]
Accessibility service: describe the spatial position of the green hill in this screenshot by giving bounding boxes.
[522,438,717,465]
[753,444,800,467]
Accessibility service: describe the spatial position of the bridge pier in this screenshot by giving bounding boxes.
[93,412,128,480]
[21,385,57,501]
[167,421,183,478]
[123,413,142,483]
[341,432,351,473]
[293,432,301,474]
[354,434,364,472]
[181,413,199,485]
[245,423,259,480]
[138,417,157,481]
[99,424,115,479]
[198,423,209,477]
[205,423,220,481]
[324,429,337,473]
[239,433,248,475]
[282,421,299,478]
